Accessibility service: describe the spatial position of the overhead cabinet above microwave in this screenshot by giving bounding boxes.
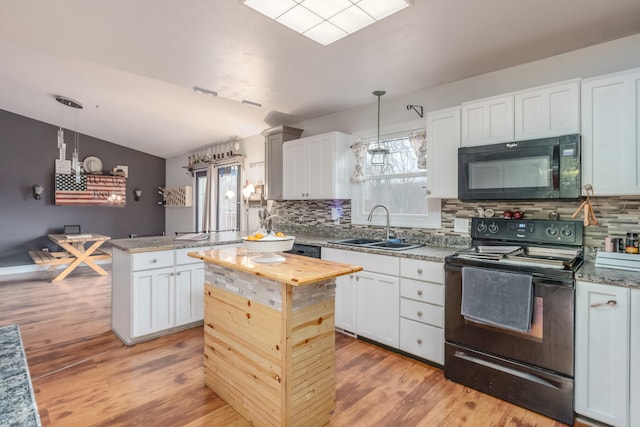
[461,80,580,147]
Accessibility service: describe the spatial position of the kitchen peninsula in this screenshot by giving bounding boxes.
[188,246,362,427]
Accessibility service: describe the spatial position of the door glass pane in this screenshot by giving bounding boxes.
[195,171,207,232]
[217,166,240,231]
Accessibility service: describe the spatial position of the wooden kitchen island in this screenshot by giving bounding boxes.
[188,247,362,427]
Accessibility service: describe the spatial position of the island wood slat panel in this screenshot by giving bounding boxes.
[203,280,336,427]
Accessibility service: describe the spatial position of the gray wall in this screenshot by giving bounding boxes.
[0,109,165,266]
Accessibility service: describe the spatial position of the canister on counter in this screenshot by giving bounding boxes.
[625,232,639,254]
[604,237,614,252]
[612,238,624,253]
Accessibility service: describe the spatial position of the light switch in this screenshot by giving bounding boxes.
[454,218,470,233]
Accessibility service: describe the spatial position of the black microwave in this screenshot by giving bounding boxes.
[458,134,581,201]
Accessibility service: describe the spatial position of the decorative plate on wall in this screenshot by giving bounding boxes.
[83,156,103,174]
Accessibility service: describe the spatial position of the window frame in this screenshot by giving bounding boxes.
[350,119,441,229]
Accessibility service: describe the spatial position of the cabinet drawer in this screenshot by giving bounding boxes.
[323,248,399,276]
[400,278,443,306]
[175,247,209,265]
[400,258,444,283]
[132,250,174,271]
[400,318,444,365]
[400,298,443,328]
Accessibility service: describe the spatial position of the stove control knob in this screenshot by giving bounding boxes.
[477,222,487,233]
[561,227,574,237]
[488,223,499,233]
[546,226,558,237]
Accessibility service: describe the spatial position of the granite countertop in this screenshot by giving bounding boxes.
[0,324,41,427]
[189,246,362,286]
[108,231,245,253]
[576,261,640,289]
[107,231,459,262]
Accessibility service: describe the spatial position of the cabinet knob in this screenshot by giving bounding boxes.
[417,311,422,317]
[417,290,423,296]
[417,338,422,344]
[151,259,157,263]
[355,275,360,281]
[590,300,617,308]
[349,274,354,278]
[417,268,423,274]
[426,189,431,195]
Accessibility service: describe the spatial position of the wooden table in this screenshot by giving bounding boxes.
[189,247,362,427]
[46,233,111,282]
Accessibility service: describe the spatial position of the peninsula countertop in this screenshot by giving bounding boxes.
[188,246,363,286]
[108,231,458,262]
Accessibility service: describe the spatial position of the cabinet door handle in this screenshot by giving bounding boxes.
[590,300,617,308]
[355,275,360,281]
[417,338,423,344]
[417,290,423,296]
[417,268,423,274]
[417,311,422,317]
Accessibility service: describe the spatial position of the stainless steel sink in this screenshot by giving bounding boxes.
[332,238,380,245]
[330,239,423,251]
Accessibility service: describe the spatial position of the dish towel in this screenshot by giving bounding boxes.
[461,266,534,333]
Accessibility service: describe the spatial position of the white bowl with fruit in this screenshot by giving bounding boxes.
[242,230,295,263]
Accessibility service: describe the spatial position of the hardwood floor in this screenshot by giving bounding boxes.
[0,269,585,426]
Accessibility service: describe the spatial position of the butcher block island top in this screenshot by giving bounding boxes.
[188,246,362,286]
[188,247,362,427]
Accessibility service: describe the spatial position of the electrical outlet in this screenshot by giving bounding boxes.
[454,218,470,233]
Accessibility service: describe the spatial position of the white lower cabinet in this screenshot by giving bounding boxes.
[132,266,175,337]
[322,248,400,348]
[631,289,640,427]
[399,258,445,365]
[575,281,630,427]
[174,261,205,327]
[355,270,399,348]
[333,272,357,333]
[112,244,239,345]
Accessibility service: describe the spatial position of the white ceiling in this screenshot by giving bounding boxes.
[1,0,640,159]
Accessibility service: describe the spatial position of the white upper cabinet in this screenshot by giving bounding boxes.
[282,131,350,200]
[581,68,640,196]
[461,94,514,146]
[514,80,580,140]
[426,106,460,198]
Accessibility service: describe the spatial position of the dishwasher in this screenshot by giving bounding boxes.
[285,243,321,259]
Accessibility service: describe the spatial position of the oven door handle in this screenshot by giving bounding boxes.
[454,350,562,390]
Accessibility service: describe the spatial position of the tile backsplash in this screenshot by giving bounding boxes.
[270,196,640,257]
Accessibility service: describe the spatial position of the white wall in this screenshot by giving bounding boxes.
[166,33,640,231]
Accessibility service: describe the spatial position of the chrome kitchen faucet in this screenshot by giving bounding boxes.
[367,204,390,242]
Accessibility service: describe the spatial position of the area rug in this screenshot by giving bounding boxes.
[0,324,41,426]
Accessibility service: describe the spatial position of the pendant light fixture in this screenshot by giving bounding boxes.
[368,90,389,166]
[55,95,83,182]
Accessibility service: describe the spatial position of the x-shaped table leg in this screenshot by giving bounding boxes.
[52,240,108,282]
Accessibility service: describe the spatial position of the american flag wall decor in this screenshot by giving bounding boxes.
[55,174,127,206]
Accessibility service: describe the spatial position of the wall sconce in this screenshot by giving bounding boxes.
[133,188,142,201]
[32,184,43,200]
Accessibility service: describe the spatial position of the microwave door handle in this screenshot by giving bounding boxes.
[552,145,560,189]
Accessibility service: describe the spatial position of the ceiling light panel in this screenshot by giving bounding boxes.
[302,0,351,19]
[243,0,296,19]
[242,0,413,46]
[304,21,348,46]
[277,5,323,33]
[357,0,413,20]
[329,5,374,34]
